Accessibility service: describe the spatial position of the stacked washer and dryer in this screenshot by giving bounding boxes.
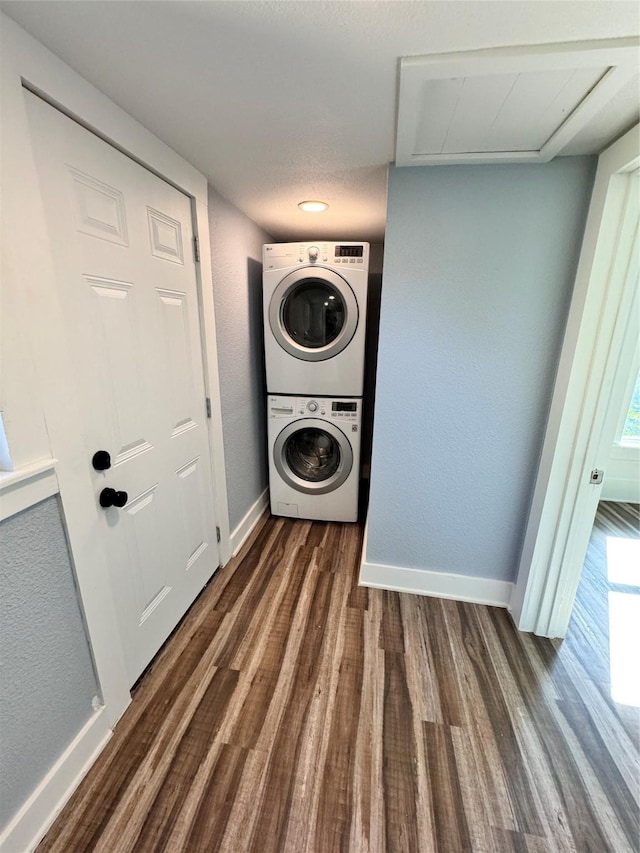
[263,241,369,522]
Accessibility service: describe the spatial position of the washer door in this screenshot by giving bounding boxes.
[273,419,354,495]
[269,267,358,362]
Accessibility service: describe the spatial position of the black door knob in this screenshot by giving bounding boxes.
[99,488,128,508]
[112,490,128,508]
[92,450,112,471]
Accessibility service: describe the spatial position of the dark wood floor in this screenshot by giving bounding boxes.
[38,503,640,852]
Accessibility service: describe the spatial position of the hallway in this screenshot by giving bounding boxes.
[38,510,639,852]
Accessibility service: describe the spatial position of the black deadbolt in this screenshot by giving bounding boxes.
[99,488,128,508]
[92,450,112,471]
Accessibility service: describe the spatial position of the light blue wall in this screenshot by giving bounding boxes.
[367,158,595,582]
[0,497,99,831]
[208,187,273,532]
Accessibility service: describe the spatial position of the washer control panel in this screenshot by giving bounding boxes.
[329,400,358,420]
[297,398,324,415]
[268,396,360,422]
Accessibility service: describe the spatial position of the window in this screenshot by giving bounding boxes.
[620,370,640,444]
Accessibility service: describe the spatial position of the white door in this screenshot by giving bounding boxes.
[25,92,220,685]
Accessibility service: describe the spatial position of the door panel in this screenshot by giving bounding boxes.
[148,207,184,263]
[176,455,211,572]
[123,484,169,617]
[70,166,129,245]
[156,287,198,436]
[85,275,152,462]
[25,91,220,686]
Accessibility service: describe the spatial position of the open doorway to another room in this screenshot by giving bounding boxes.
[567,362,640,710]
[567,500,640,715]
[511,128,639,641]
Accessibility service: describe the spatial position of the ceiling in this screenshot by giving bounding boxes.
[2,1,639,243]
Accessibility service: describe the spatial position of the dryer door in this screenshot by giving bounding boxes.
[273,419,353,495]
[269,268,358,362]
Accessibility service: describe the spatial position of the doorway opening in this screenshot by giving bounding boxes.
[511,127,639,638]
[568,500,640,709]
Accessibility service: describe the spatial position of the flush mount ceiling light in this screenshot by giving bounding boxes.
[298,200,329,212]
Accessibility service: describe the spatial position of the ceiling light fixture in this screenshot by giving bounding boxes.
[298,200,328,213]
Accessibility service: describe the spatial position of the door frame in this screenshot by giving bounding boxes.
[1,15,231,725]
[510,123,639,637]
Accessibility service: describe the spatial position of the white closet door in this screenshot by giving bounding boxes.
[26,91,220,685]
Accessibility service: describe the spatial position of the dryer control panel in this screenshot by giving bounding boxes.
[263,242,369,271]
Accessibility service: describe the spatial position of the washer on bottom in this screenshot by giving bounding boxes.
[267,394,361,522]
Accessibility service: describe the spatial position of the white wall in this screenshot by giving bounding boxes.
[364,159,596,599]
[208,187,272,536]
[0,498,99,832]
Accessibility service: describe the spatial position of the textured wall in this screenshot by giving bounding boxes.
[0,497,99,830]
[367,158,595,582]
[208,186,273,532]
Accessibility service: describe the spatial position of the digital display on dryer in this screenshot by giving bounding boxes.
[332,402,357,412]
[335,245,363,257]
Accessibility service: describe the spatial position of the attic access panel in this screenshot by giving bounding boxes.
[396,39,640,166]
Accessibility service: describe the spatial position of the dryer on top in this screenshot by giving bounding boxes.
[263,241,369,397]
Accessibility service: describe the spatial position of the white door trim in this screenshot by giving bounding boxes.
[0,14,231,727]
[191,195,232,564]
[510,123,640,637]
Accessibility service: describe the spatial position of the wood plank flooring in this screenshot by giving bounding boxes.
[38,503,640,852]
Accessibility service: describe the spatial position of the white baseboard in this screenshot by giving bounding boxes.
[230,488,269,556]
[360,559,513,607]
[0,709,111,853]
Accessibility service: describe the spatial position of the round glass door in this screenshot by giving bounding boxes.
[285,427,341,482]
[274,420,353,495]
[269,268,358,362]
[282,280,346,348]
